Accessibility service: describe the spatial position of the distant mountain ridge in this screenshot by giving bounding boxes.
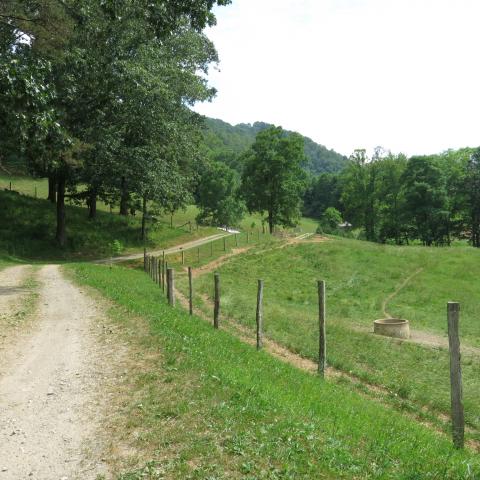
[202,117,348,174]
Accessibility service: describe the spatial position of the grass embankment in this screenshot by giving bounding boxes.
[0,173,316,261]
[69,262,479,479]
[0,190,216,260]
[174,237,480,441]
[1,172,319,233]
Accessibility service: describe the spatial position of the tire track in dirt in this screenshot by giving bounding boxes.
[0,265,114,479]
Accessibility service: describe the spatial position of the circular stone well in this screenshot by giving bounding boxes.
[373,318,410,339]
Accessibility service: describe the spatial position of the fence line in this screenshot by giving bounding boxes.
[140,252,469,450]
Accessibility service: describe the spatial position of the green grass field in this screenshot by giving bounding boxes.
[173,237,480,441]
[68,262,480,479]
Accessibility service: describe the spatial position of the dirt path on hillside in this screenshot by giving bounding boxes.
[0,265,111,479]
[189,247,252,278]
[98,232,230,264]
[352,324,480,356]
[381,268,424,318]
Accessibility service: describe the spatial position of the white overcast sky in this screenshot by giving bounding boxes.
[194,0,480,157]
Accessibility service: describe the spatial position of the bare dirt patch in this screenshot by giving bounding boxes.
[381,267,424,318]
[190,247,251,278]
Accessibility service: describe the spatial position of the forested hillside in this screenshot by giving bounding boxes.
[203,117,348,174]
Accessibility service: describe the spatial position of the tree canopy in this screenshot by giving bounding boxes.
[241,126,307,233]
[0,0,229,246]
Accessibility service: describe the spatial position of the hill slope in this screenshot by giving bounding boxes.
[203,117,348,174]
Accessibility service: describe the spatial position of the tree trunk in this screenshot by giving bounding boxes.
[141,194,147,241]
[47,174,57,203]
[119,176,129,215]
[55,176,66,247]
[268,212,274,234]
[88,189,97,219]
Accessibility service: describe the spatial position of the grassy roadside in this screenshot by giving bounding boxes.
[173,237,480,440]
[68,262,479,479]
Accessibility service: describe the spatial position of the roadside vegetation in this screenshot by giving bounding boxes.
[70,262,479,479]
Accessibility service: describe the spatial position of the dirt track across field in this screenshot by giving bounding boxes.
[97,232,230,264]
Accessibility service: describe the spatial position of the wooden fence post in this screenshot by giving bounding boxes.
[223,237,226,252]
[188,267,193,315]
[181,249,185,265]
[318,280,326,377]
[210,241,213,256]
[9,181,11,191]
[162,251,166,291]
[447,302,464,449]
[165,262,168,296]
[214,272,220,329]
[235,234,238,247]
[157,259,161,285]
[162,259,166,291]
[197,247,200,262]
[167,268,175,306]
[256,279,264,350]
[143,248,147,272]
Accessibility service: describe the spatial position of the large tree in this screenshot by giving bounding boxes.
[375,152,408,244]
[340,149,378,241]
[401,155,449,246]
[196,161,245,228]
[0,0,230,246]
[241,126,306,233]
[463,148,480,247]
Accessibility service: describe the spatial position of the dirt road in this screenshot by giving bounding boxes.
[0,265,110,479]
[98,232,230,264]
